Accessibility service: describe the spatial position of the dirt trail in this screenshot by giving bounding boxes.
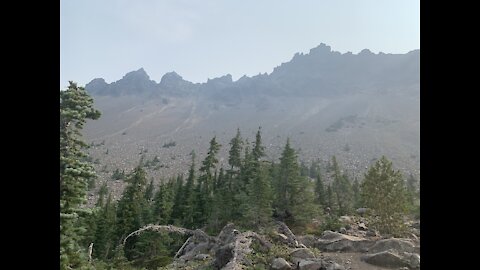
[320,252,392,270]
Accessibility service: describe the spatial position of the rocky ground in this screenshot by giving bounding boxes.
[126,215,420,270]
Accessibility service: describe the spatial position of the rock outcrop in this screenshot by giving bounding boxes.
[315,231,374,252]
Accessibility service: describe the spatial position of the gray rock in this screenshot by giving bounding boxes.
[315,231,374,252]
[339,227,347,234]
[194,254,210,260]
[356,208,368,216]
[403,252,420,269]
[271,257,292,270]
[213,243,233,269]
[361,250,408,268]
[358,223,368,231]
[290,248,315,259]
[368,238,417,254]
[298,260,323,270]
[325,262,346,270]
[297,235,317,248]
[180,242,212,261]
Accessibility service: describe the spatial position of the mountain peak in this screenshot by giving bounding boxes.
[123,68,150,80]
[309,43,332,55]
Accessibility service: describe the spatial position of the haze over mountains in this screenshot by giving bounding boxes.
[83,43,419,199]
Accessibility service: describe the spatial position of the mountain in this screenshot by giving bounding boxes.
[83,43,419,200]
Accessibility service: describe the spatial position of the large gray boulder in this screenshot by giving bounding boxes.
[325,261,346,270]
[290,248,316,259]
[270,257,292,270]
[315,231,374,252]
[361,249,420,269]
[298,260,323,270]
[290,248,316,265]
[362,250,407,268]
[297,235,316,248]
[368,238,417,254]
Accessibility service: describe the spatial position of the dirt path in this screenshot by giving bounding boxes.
[320,252,392,270]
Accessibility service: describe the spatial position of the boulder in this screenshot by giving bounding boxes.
[339,227,347,234]
[194,254,210,261]
[403,252,420,269]
[290,248,315,259]
[356,208,368,216]
[368,238,417,254]
[315,231,374,252]
[361,250,408,268]
[362,249,419,269]
[270,257,292,270]
[325,261,346,270]
[179,242,212,261]
[298,260,323,270]
[290,248,316,265]
[213,243,234,269]
[297,235,316,248]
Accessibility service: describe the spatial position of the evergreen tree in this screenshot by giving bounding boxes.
[252,127,265,162]
[152,179,174,225]
[195,136,221,226]
[209,168,231,232]
[199,136,221,195]
[234,141,254,223]
[93,193,117,260]
[170,175,185,225]
[330,156,353,215]
[96,181,108,208]
[361,156,408,236]
[115,167,149,260]
[144,179,154,201]
[309,159,321,179]
[352,177,362,209]
[245,129,273,228]
[245,163,273,228]
[275,139,319,226]
[228,128,243,172]
[314,173,326,207]
[60,81,101,269]
[182,151,196,228]
[326,184,337,213]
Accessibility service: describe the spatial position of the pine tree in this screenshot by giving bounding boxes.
[252,127,265,162]
[275,139,319,226]
[330,156,353,215]
[309,159,321,178]
[152,179,174,225]
[182,151,196,228]
[405,173,420,217]
[96,181,108,208]
[245,128,273,228]
[209,168,231,232]
[145,178,155,202]
[314,173,326,207]
[199,136,221,195]
[352,177,362,209]
[115,167,149,260]
[361,156,409,236]
[60,81,101,269]
[170,175,185,225]
[93,193,117,260]
[228,128,243,172]
[195,136,221,226]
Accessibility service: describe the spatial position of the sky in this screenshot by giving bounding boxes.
[60,0,420,89]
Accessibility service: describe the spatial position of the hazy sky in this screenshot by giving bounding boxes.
[60,0,419,88]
